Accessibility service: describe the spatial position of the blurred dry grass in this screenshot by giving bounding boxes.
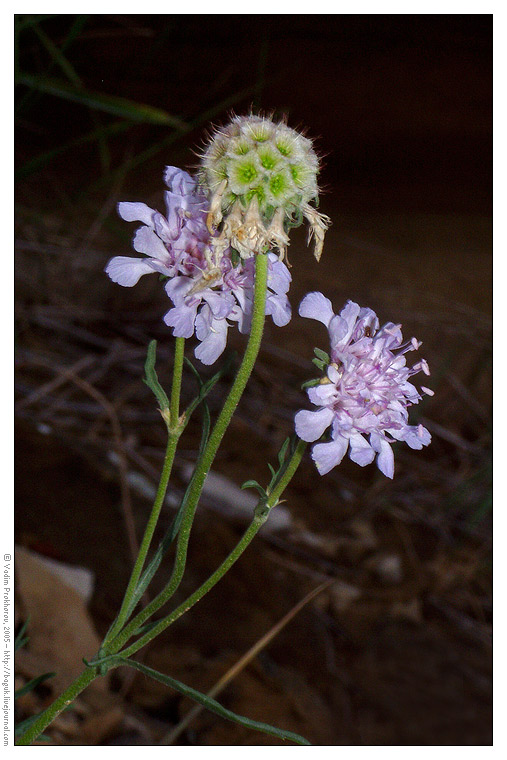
[15,15,491,745]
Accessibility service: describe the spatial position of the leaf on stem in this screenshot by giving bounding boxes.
[183,354,235,426]
[240,480,266,498]
[123,375,213,621]
[143,340,170,411]
[112,657,311,745]
[301,377,321,389]
[277,437,290,467]
[312,357,327,371]
[313,347,330,364]
[266,435,299,496]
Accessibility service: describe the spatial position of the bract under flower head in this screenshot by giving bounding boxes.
[105,166,292,365]
[199,114,330,263]
[295,292,433,478]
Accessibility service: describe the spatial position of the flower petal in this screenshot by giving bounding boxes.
[105,256,156,287]
[266,293,291,326]
[294,407,334,442]
[299,291,334,326]
[311,436,349,475]
[132,226,169,261]
[202,290,235,320]
[370,434,395,479]
[117,202,155,227]
[268,254,291,295]
[403,425,431,450]
[335,301,361,344]
[307,384,337,405]
[163,302,198,338]
[348,433,376,467]
[195,317,229,365]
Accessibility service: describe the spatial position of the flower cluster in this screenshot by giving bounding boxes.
[295,293,433,478]
[105,167,291,365]
[199,114,330,263]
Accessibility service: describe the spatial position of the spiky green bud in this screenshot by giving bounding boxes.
[199,114,330,263]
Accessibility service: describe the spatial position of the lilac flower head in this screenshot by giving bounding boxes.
[295,292,433,479]
[105,167,210,287]
[105,167,292,365]
[163,252,291,365]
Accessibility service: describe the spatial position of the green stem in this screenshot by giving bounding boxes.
[170,335,185,427]
[116,440,307,660]
[16,444,307,746]
[104,337,185,644]
[268,438,307,505]
[16,668,97,745]
[106,253,269,655]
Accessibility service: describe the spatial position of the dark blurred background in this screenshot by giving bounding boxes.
[15,15,492,746]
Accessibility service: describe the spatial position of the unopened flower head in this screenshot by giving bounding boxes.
[105,166,291,365]
[295,292,433,479]
[199,114,330,263]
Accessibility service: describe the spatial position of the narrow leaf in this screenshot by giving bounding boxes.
[143,340,169,411]
[277,437,290,467]
[183,355,234,424]
[124,396,211,619]
[240,480,266,497]
[31,24,82,86]
[313,347,330,364]
[14,618,30,652]
[183,355,204,385]
[15,714,41,736]
[301,378,321,389]
[15,672,55,699]
[16,73,188,129]
[115,657,311,745]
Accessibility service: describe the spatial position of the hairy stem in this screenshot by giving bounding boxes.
[16,668,97,745]
[116,440,306,659]
[104,336,185,644]
[106,254,269,655]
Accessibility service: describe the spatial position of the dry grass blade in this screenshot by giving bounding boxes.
[160,578,334,745]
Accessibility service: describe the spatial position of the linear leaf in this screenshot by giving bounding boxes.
[240,480,266,497]
[183,354,235,426]
[301,377,321,389]
[123,394,211,620]
[114,657,311,745]
[31,24,82,86]
[143,340,169,411]
[313,347,330,364]
[14,618,30,652]
[16,73,188,129]
[277,437,290,467]
[15,672,55,699]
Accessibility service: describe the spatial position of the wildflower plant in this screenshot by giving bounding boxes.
[17,114,433,746]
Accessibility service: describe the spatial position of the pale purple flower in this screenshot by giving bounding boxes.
[163,252,291,365]
[105,167,210,287]
[105,166,292,365]
[295,292,433,479]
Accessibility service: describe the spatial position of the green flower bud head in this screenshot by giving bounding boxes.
[199,114,330,264]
